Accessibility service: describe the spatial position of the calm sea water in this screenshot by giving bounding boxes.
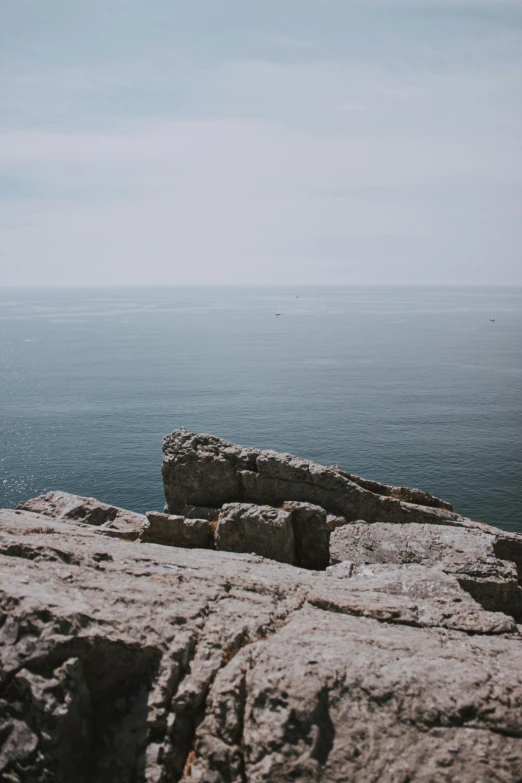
[1,286,521,533]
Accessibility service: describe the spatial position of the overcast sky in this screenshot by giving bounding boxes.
[1,0,521,286]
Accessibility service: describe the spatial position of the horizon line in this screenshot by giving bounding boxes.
[2,283,522,290]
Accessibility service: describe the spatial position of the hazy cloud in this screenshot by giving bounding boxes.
[1,0,521,285]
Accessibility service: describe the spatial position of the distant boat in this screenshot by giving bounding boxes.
[490,315,496,322]
[275,308,281,316]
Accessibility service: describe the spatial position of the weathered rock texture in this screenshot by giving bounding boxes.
[331,521,522,620]
[17,491,146,541]
[2,431,522,782]
[213,502,330,569]
[215,503,296,565]
[336,470,454,511]
[141,512,212,549]
[283,501,330,570]
[160,430,522,581]
[162,431,468,527]
[2,508,522,783]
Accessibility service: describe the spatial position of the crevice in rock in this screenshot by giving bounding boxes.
[455,576,522,623]
[306,595,515,636]
[154,599,225,781]
[1,636,163,783]
[234,666,248,783]
[419,715,522,741]
[313,687,335,768]
[493,538,522,586]
[172,605,297,782]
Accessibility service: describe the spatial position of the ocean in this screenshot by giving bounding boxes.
[1,286,521,533]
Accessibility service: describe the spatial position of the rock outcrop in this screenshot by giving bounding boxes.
[160,430,522,590]
[1,507,522,782]
[2,431,522,782]
[162,430,467,527]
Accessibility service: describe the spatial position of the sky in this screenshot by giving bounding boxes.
[1,0,521,286]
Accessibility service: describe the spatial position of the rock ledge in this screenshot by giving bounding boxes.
[1,431,522,782]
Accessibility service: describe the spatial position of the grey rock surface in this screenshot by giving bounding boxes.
[1,506,522,782]
[17,490,147,540]
[161,431,476,527]
[189,609,522,783]
[215,503,296,565]
[5,431,522,781]
[330,522,522,620]
[141,512,212,549]
[337,469,453,510]
[214,501,331,570]
[316,562,516,634]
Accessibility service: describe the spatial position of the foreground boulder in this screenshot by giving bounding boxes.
[1,507,522,783]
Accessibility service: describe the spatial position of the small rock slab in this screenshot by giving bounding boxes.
[16,491,146,540]
[215,503,296,565]
[141,512,212,549]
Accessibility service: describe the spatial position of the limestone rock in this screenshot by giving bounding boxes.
[330,522,522,620]
[162,431,473,527]
[215,503,296,565]
[141,512,212,548]
[316,562,517,634]
[1,507,522,782]
[188,609,522,783]
[6,427,522,782]
[338,470,453,510]
[283,501,330,570]
[17,490,146,541]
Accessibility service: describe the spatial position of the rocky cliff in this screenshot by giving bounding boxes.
[2,431,522,782]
